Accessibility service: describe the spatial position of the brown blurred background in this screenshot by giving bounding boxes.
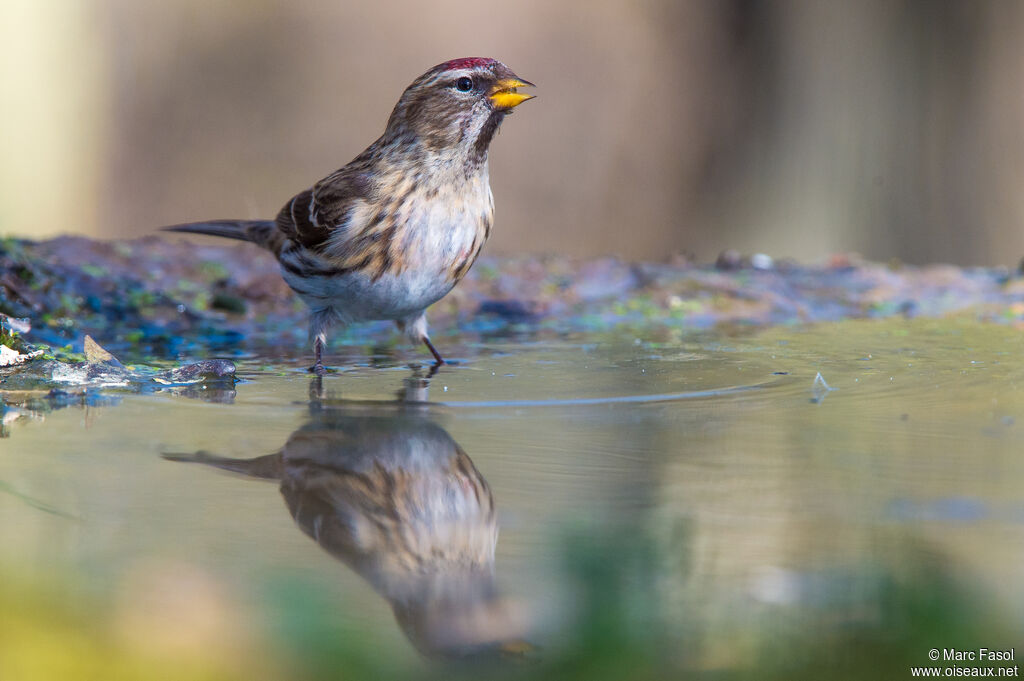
[3,0,1024,265]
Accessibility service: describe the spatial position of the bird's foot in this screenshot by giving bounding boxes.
[311,336,327,376]
[405,361,441,380]
[309,375,325,401]
[421,336,446,366]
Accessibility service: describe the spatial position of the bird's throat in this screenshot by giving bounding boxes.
[470,110,506,168]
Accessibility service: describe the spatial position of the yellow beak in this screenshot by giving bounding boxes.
[489,78,536,110]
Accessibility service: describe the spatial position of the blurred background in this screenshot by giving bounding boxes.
[3,0,1024,265]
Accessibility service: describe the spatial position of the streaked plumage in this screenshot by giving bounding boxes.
[164,58,534,374]
[165,402,530,658]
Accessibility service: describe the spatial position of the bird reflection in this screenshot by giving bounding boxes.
[165,373,529,659]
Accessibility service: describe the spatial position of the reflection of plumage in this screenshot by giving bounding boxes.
[166,405,528,658]
[282,415,497,600]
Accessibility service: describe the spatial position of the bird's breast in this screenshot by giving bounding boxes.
[281,177,493,322]
[397,176,493,274]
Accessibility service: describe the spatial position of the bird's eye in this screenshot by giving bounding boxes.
[455,77,474,92]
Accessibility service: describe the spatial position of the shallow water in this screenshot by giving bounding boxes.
[3,317,1024,679]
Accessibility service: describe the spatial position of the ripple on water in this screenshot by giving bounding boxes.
[3,318,1024,672]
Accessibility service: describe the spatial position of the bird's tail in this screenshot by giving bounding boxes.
[162,219,283,254]
[162,450,284,480]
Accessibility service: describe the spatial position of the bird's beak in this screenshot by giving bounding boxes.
[489,78,535,110]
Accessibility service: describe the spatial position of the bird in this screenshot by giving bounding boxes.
[164,390,532,658]
[163,58,534,375]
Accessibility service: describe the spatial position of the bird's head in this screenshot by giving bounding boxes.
[383,58,534,167]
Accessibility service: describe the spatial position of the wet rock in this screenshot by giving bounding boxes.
[0,344,42,367]
[0,319,44,367]
[1,334,235,392]
[0,313,31,335]
[3,235,1024,349]
[159,359,236,384]
[477,300,537,322]
[84,334,122,366]
[211,292,247,314]
[571,258,639,302]
[716,249,743,270]
[172,384,237,404]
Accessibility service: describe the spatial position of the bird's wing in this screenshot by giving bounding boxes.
[275,165,377,255]
[275,188,333,253]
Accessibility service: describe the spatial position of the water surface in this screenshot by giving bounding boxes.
[3,318,1023,679]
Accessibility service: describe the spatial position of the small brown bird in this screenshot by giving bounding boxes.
[164,58,534,374]
[165,400,531,658]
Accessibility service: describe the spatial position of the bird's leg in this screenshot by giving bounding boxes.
[422,336,445,366]
[310,336,326,376]
[308,310,334,376]
[309,374,325,401]
[401,369,431,401]
[398,313,444,369]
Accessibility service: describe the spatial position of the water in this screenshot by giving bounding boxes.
[2,318,1023,679]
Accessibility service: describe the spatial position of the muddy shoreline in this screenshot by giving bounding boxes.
[3,235,1023,358]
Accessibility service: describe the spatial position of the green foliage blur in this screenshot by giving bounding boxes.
[1,526,1015,681]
